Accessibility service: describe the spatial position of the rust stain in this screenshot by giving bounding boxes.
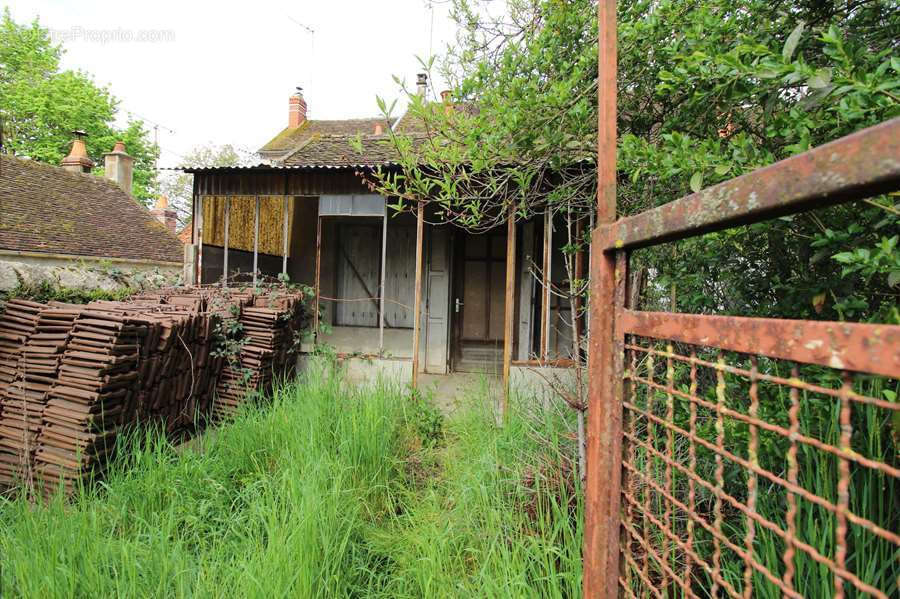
[620,310,900,379]
[603,118,900,251]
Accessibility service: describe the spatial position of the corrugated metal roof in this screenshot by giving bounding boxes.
[176,161,400,174]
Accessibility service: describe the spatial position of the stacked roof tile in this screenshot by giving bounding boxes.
[0,286,307,496]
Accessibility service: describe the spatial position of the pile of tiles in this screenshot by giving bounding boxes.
[0,302,81,487]
[0,299,43,388]
[213,293,305,420]
[33,309,146,495]
[0,286,307,495]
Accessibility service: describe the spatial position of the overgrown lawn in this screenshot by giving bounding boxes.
[0,366,582,597]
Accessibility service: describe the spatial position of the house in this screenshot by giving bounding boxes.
[183,76,579,389]
[0,136,184,292]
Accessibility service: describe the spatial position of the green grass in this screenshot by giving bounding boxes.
[0,365,583,597]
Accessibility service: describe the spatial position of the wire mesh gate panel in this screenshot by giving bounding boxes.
[587,117,900,598]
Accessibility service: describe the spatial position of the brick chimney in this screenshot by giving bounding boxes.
[60,130,94,173]
[288,87,307,129]
[441,90,453,115]
[150,195,177,234]
[103,141,134,195]
[416,73,428,97]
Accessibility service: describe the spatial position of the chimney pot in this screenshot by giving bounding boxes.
[374,123,383,135]
[416,73,428,97]
[60,131,94,173]
[289,88,307,129]
[150,194,178,234]
[103,141,134,195]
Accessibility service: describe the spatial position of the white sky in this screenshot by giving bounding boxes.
[5,0,458,167]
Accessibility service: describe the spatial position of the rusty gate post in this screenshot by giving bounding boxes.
[411,199,425,389]
[502,202,516,419]
[585,1,621,598]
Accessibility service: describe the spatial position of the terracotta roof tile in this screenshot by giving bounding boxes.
[0,155,183,263]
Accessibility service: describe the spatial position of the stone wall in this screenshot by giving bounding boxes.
[0,252,181,295]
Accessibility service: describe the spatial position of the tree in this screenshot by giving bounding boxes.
[158,144,251,229]
[365,0,899,481]
[0,8,160,205]
[371,0,899,323]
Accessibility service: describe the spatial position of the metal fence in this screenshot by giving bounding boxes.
[584,5,900,596]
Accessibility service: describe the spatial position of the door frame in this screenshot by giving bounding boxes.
[450,228,513,372]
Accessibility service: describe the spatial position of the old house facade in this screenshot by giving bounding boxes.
[185,81,578,386]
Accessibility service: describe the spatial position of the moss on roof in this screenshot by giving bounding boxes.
[0,154,183,263]
[258,117,396,155]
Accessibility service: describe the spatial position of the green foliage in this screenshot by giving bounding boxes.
[0,281,134,304]
[0,369,583,596]
[370,0,898,322]
[0,8,160,205]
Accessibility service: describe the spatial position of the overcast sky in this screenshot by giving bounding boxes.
[6,0,458,167]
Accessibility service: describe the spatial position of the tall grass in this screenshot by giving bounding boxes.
[0,366,583,597]
[366,383,584,598]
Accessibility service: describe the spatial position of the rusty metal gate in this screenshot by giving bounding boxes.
[585,4,900,598]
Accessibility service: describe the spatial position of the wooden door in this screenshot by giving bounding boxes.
[452,230,507,372]
[335,224,381,326]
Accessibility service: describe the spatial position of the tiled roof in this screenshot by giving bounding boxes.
[258,118,395,156]
[177,220,192,244]
[0,154,183,263]
[281,134,403,168]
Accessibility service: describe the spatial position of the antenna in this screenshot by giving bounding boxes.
[287,15,316,113]
[125,110,175,173]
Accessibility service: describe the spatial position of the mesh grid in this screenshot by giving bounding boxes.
[618,336,899,598]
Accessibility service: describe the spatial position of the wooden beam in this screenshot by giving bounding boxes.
[314,215,322,339]
[282,196,290,275]
[501,204,516,419]
[380,205,388,352]
[411,200,424,389]
[253,195,260,286]
[223,196,230,287]
[585,0,620,597]
[196,195,204,286]
[574,217,585,348]
[540,211,551,360]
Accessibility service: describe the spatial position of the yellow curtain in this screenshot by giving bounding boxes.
[201,196,293,257]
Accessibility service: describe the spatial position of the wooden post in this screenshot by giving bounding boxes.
[196,195,204,286]
[574,217,585,346]
[379,204,388,353]
[411,200,424,389]
[501,203,516,419]
[253,195,260,286]
[223,196,230,287]
[282,196,290,276]
[585,1,620,597]
[314,215,322,339]
[540,211,552,360]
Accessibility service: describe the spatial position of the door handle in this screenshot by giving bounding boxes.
[455,298,463,313]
